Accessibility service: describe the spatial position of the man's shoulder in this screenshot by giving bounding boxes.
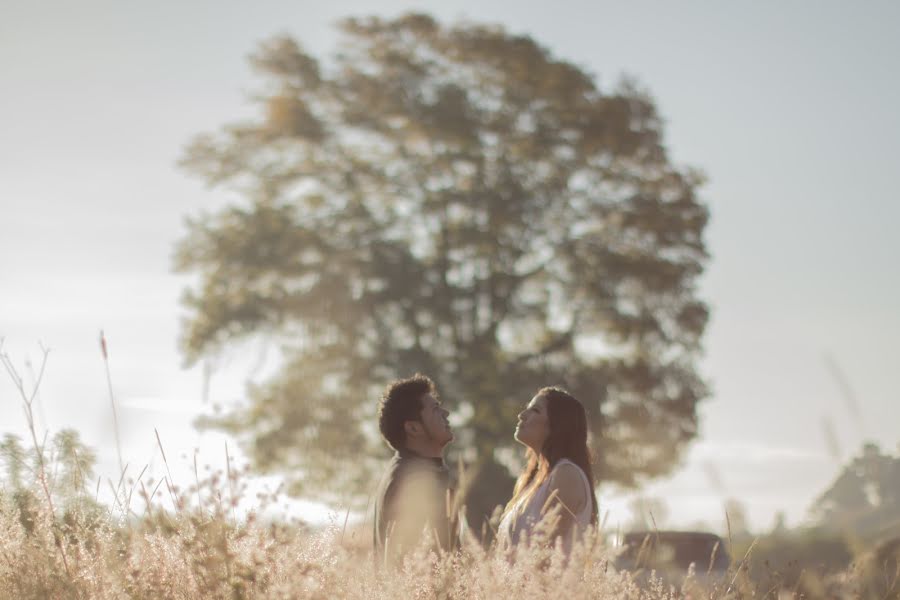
[394,456,451,493]
[380,452,450,492]
[379,453,426,485]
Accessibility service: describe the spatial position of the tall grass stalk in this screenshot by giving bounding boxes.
[99,330,125,476]
[0,340,71,576]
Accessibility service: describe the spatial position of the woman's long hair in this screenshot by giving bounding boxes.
[503,387,599,524]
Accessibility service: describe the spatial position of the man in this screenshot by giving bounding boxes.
[373,374,455,565]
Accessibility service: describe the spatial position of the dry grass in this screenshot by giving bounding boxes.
[0,492,648,600]
[1,342,896,599]
[1,484,896,600]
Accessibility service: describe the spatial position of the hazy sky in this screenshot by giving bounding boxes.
[2,0,898,530]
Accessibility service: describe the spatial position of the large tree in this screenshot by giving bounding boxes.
[175,13,710,517]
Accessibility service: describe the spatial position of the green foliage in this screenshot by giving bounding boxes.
[721,445,900,598]
[810,442,900,540]
[0,433,26,491]
[175,13,710,507]
[736,527,855,591]
[52,428,97,499]
[0,429,97,507]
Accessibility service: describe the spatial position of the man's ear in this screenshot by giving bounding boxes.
[404,420,422,439]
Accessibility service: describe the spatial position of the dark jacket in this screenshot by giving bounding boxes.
[373,449,455,565]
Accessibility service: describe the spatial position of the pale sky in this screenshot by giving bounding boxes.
[2,0,898,531]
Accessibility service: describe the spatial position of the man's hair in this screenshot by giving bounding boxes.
[378,374,435,451]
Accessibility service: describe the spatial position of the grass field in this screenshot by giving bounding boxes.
[1,482,897,599]
[1,348,897,599]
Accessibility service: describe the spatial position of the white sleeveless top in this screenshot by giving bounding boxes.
[498,459,593,552]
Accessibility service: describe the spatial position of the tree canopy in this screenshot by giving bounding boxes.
[810,442,900,539]
[175,13,710,511]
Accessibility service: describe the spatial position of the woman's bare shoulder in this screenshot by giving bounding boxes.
[548,462,587,512]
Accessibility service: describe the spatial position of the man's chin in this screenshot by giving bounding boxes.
[442,430,454,445]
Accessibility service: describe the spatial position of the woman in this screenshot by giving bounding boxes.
[498,387,598,553]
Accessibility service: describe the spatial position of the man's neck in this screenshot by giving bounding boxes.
[402,440,444,459]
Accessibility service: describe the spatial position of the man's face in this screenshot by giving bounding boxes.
[417,392,453,447]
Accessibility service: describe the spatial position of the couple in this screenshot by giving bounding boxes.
[373,374,598,565]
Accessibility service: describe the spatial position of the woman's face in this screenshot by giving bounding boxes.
[514,394,550,451]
